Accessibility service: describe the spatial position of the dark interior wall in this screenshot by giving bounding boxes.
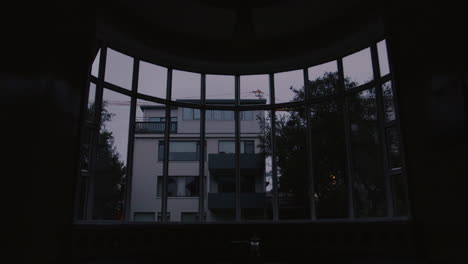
[385,3,467,263]
[4,2,97,263]
[3,2,466,263]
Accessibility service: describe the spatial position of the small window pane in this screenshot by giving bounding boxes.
[309,100,348,219]
[172,69,200,100]
[386,126,403,169]
[343,48,373,87]
[206,110,213,120]
[138,61,167,98]
[86,82,96,122]
[382,81,396,122]
[92,89,130,220]
[392,174,409,216]
[213,110,222,120]
[222,110,234,120]
[241,111,253,121]
[349,88,387,217]
[105,48,133,90]
[274,70,304,103]
[134,212,155,222]
[183,108,193,120]
[307,61,339,96]
[241,74,270,104]
[206,74,235,102]
[91,49,100,77]
[219,141,235,153]
[194,109,201,120]
[378,40,390,76]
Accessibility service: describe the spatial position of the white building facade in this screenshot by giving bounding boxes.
[130,99,268,222]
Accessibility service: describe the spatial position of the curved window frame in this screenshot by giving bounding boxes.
[75,38,410,224]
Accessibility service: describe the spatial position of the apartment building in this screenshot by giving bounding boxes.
[130,99,268,222]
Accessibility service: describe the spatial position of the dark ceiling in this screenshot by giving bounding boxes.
[95,0,385,74]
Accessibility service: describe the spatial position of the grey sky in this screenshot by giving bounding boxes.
[89,41,389,165]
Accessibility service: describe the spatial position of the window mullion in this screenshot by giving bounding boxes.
[199,73,206,222]
[338,58,355,219]
[235,75,241,221]
[303,68,317,220]
[371,43,394,218]
[122,58,139,221]
[85,45,107,220]
[269,73,279,221]
[161,68,172,222]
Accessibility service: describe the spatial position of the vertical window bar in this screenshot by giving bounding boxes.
[269,73,279,221]
[161,68,173,222]
[337,58,355,219]
[385,38,411,218]
[123,58,140,221]
[86,45,107,220]
[303,69,317,220]
[235,75,241,221]
[199,74,206,222]
[371,43,394,217]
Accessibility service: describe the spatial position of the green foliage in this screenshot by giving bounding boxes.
[88,101,126,220]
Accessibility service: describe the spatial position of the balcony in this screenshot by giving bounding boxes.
[208,153,265,173]
[135,121,177,134]
[208,192,266,210]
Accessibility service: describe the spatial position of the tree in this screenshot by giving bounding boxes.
[259,72,386,218]
[88,101,126,220]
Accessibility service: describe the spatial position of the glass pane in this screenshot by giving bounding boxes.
[307,61,339,96]
[131,99,165,222]
[240,74,270,104]
[206,113,236,222]
[348,88,386,217]
[134,212,155,222]
[91,49,100,77]
[183,108,193,120]
[206,74,235,103]
[274,69,304,103]
[240,109,271,220]
[168,107,202,222]
[138,61,167,98]
[386,126,403,169]
[343,48,373,87]
[382,81,396,122]
[92,89,130,220]
[135,99,168,134]
[310,100,348,219]
[275,108,310,219]
[392,173,409,216]
[80,127,93,172]
[104,48,133,90]
[378,40,390,76]
[86,82,96,122]
[172,69,200,101]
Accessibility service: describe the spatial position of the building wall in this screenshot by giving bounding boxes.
[131,106,266,221]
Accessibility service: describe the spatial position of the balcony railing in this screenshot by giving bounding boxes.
[208,153,265,172]
[135,121,177,134]
[208,192,266,209]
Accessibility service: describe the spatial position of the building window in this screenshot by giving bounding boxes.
[219,140,255,154]
[157,212,170,221]
[213,110,222,120]
[157,176,202,197]
[182,108,201,120]
[134,212,155,221]
[181,212,206,222]
[158,141,205,161]
[241,111,254,121]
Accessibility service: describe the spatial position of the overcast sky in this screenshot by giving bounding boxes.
[89,41,389,165]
